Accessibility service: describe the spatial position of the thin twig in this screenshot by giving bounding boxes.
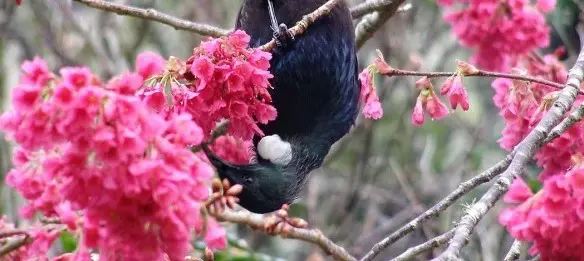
[382,68,574,93]
[71,0,402,41]
[503,240,526,261]
[359,155,513,261]
[434,45,584,261]
[71,0,229,37]
[544,103,584,143]
[213,209,357,261]
[390,229,455,261]
[0,236,32,257]
[259,0,343,52]
[0,229,27,239]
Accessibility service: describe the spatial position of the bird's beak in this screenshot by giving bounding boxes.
[201,144,240,182]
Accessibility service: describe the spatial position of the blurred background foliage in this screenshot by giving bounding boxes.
[0,0,581,260]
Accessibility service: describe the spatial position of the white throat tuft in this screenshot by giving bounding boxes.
[257,134,292,165]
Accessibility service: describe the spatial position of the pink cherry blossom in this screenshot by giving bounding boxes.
[411,98,425,126]
[411,78,449,126]
[446,75,470,111]
[536,0,556,13]
[135,51,166,80]
[358,68,384,119]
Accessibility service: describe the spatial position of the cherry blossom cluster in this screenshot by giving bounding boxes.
[0,54,227,260]
[493,50,584,259]
[359,53,472,125]
[492,51,582,179]
[437,0,555,72]
[499,166,584,260]
[138,30,276,145]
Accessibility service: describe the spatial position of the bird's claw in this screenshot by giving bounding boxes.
[273,23,294,48]
[205,178,242,215]
[263,204,308,236]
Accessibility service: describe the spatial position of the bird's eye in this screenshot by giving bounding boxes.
[243,176,253,185]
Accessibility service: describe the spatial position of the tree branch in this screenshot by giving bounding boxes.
[381,68,572,92]
[359,155,513,261]
[350,0,394,19]
[544,102,584,143]
[71,0,403,51]
[71,0,230,37]
[503,240,526,261]
[390,229,455,261]
[354,0,406,48]
[212,208,357,261]
[259,0,343,52]
[434,45,584,261]
[0,236,32,257]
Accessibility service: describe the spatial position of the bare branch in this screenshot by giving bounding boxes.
[434,45,584,261]
[545,103,584,143]
[350,0,394,19]
[503,240,526,261]
[354,0,406,49]
[71,0,230,37]
[359,155,513,261]
[0,236,32,257]
[390,229,455,261]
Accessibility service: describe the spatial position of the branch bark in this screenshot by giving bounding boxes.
[71,0,230,37]
[213,208,357,261]
[354,0,406,49]
[359,155,513,261]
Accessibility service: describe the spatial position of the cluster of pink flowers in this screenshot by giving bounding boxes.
[359,54,472,125]
[437,0,554,71]
[136,30,276,165]
[492,51,583,179]
[499,165,584,260]
[0,54,227,260]
[493,49,584,259]
[182,30,277,141]
[209,136,254,164]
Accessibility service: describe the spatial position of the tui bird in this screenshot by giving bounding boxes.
[204,0,360,214]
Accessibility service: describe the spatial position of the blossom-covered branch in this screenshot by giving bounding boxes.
[71,0,229,37]
[434,46,584,260]
[380,65,570,91]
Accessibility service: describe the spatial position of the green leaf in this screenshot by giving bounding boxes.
[527,178,542,193]
[60,231,78,253]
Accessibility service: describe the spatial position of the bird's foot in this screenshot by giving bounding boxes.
[263,204,308,236]
[272,23,294,48]
[205,178,242,215]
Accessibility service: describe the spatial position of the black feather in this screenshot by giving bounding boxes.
[207,0,359,213]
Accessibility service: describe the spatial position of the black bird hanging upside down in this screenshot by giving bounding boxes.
[204,0,360,214]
